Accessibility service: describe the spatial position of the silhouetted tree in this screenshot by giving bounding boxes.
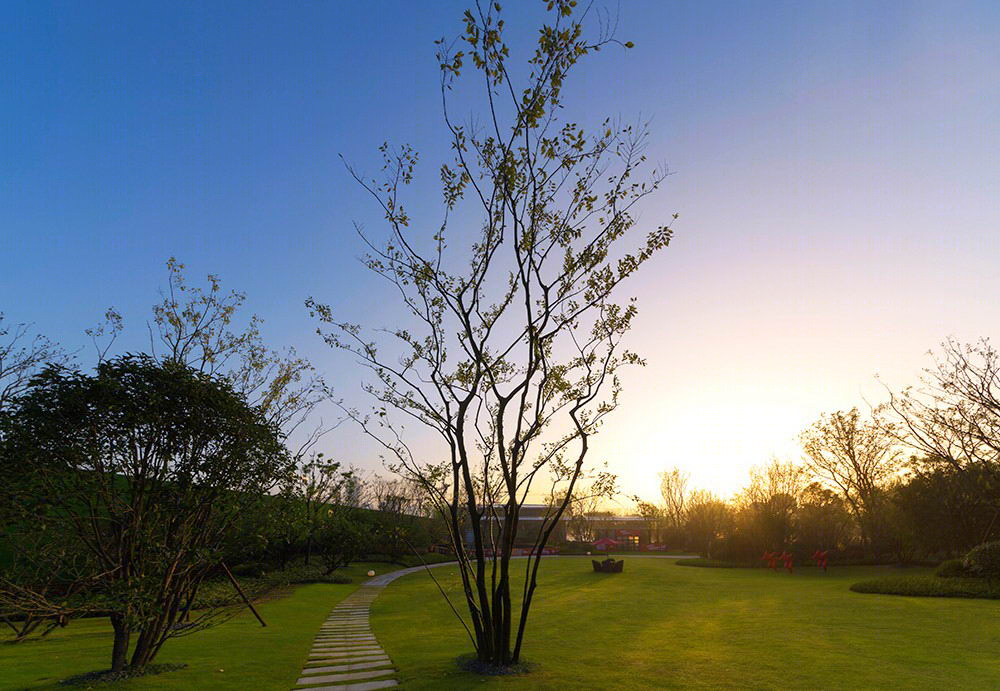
[684,491,733,558]
[0,314,67,412]
[885,338,1000,478]
[660,467,691,528]
[801,408,900,550]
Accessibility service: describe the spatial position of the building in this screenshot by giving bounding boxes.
[463,503,569,548]
[569,513,662,550]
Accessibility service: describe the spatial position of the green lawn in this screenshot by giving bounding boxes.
[371,558,1000,690]
[5,558,1000,690]
[0,562,394,691]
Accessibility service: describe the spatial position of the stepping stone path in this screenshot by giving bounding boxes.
[292,580,401,690]
[292,565,452,690]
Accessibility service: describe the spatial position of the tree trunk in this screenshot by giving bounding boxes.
[130,626,155,668]
[110,614,130,673]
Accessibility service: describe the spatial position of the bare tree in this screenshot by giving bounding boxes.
[883,338,1000,477]
[369,475,428,562]
[152,258,328,445]
[737,459,807,551]
[659,467,690,527]
[308,1,673,668]
[0,314,67,412]
[800,408,900,547]
[684,490,732,558]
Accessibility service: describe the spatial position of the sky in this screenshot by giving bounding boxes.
[3,1,998,502]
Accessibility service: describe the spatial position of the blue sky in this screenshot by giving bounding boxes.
[3,1,998,499]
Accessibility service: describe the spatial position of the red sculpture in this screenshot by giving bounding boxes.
[779,551,793,573]
[811,549,829,573]
[761,551,778,571]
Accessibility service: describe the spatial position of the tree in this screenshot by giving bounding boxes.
[796,483,853,553]
[1,356,289,672]
[684,490,732,558]
[370,476,427,563]
[736,460,807,553]
[0,314,67,412]
[0,315,72,640]
[884,338,1000,478]
[317,513,369,575]
[892,460,1000,557]
[308,1,673,668]
[659,467,690,528]
[800,408,900,549]
[151,258,327,444]
[294,454,360,565]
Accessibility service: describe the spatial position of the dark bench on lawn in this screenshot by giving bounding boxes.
[592,558,624,573]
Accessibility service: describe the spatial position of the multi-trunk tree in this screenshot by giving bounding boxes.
[309,0,673,667]
[2,356,289,672]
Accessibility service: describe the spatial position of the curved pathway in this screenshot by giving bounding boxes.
[290,555,694,690]
[290,564,444,691]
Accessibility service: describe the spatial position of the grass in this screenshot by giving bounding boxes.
[851,574,1000,599]
[0,561,396,691]
[372,557,1000,690]
[6,557,999,689]
[675,557,756,568]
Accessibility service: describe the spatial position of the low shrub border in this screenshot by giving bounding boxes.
[850,575,1000,600]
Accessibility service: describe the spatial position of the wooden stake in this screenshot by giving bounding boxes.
[221,561,266,627]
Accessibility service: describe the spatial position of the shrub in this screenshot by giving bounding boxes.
[677,558,746,568]
[231,562,267,578]
[963,541,1000,579]
[934,559,968,578]
[851,575,1000,599]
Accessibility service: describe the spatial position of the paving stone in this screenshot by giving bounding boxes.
[323,621,369,626]
[306,650,385,657]
[313,636,375,647]
[315,637,376,642]
[311,648,381,655]
[294,681,398,691]
[319,631,370,635]
[318,629,372,634]
[302,653,389,674]
[313,639,376,645]
[309,649,383,659]
[315,638,373,644]
[296,668,396,685]
[312,642,381,647]
[300,660,394,675]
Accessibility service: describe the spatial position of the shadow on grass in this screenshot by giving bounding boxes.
[59,663,188,686]
[456,653,537,677]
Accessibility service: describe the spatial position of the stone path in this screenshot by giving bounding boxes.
[291,565,441,691]
[291,585,396,691]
